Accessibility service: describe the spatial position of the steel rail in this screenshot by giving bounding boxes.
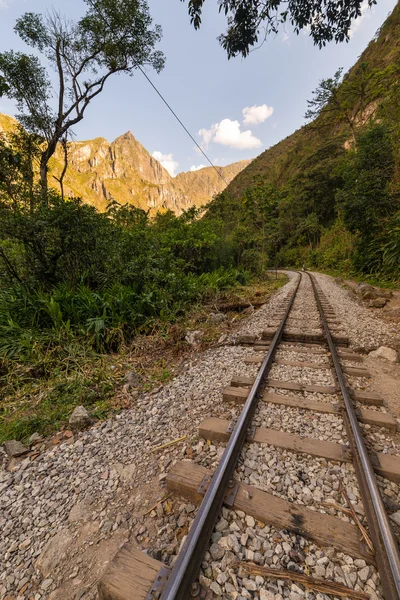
[155,272,302,600]
[308,272,400,600]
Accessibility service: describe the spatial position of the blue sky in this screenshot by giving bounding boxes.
[0,0,397,175]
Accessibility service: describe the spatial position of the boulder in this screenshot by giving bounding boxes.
[124,370,142,389]
[68,496,95,523]
[185,330,203,345]
[389,511,400,527]
[3,439,29,458]
[354,282,393,303]
[260,591,275,600]
[368,346,398,363]
[69,405,92,430]
[355,283,377,300]
[36,529,73,577]
[207,312,227,324]
[379,289,393,299]
[362,289,378,300]
[369,297,387,308]
[112,462,136,480]
[29,432,42,444]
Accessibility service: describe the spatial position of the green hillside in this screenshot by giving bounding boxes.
[208,1,400,280]
[227,3,400,197]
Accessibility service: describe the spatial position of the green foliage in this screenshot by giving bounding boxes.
[0,191,255,442]
[310,219,355,273]
[305,68,343,121]
[182,0,374,58]
[336,124,400,275]
[1,338,116,442]
[382,213,400,274]
[0,196,250,358]
[0,51,53,136]
[206,3,400,282]
[206,120,400,281]
[304,63,394,143]
[365,211,400,279]
[339,125,397,234]
[2,1,400,444]
[0,1,165,194]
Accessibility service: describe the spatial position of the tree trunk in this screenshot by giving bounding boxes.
[58,138,69,201]
[27,141,35,213]
[40,139,58,204]
[0,246,23,285]
[40,152,49,203]
[346,115,357,147]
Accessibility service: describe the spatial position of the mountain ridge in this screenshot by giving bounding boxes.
[223,2,400,198]
[0,113,251,213]
[205,1,400,279]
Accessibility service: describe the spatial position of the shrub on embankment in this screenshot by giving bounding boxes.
[0,194,261,441]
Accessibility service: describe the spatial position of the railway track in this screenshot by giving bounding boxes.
[99,271,400,600]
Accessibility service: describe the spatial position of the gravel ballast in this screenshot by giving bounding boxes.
[1,271,399,600]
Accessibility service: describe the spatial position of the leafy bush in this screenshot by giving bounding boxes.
[366,211,400,280]
[0,196,256,441]
[314,220,355,273]
[0,197,252,364]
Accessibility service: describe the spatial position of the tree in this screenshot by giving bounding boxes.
[242,180,279,270]
[181,0,375,58]
[0,0,165,199]
[338,124,397,236]
[305,68,343,120]
[305,64,376,144]
[0,125,41,210]
[336,124,399,273]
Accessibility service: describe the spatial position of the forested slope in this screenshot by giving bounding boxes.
[208,2,400,279]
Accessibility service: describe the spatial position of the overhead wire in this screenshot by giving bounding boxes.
[83,0,228,185]
[136,66,228,184]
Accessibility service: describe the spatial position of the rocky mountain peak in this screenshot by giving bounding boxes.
[0,112,251,213]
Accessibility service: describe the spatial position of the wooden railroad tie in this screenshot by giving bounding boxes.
[253,342,326,352]
[166,462,375,563]
[269,320,342,328]
[199,417,400,484]
[244,355,369,378]
[98,543,162,600]
[261,329,349,346]
[276,359,369,378]
[223,386,396,431]
[230,378,337,395]
[230,375,385,407]
[254,340,328,352]
[238,334,344,347]
[250,341,363,363]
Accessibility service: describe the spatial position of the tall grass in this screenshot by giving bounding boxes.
[0,267,247,358]
[0,267,250,442]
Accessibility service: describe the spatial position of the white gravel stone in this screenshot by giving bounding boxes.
[368,346,398,363]
[313,273,398,351]
[1,271,392,600]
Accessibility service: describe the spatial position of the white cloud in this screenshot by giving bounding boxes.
[152,151,179,177]
[0,0,9,7]
[199,118,262,150]
[282,31,290,44]
[198,127,215,148]
[242,104,274,125]
[349,0,370,38]
[190,164,206,172]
